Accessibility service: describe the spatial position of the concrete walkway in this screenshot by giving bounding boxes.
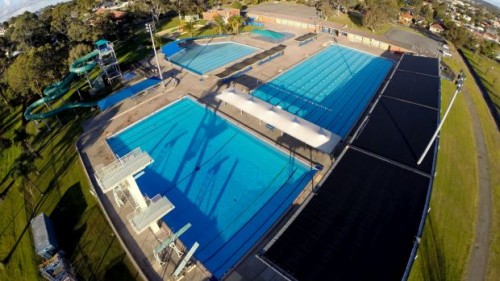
[459,61,493,281]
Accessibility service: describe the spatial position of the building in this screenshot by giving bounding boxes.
[429,23,445,34]
[95,8,126,21]
[39,252,77,281]
[247,5,414,54]
[399,13,413,25]
[93,1,130,11]
[202,8,240,22]
[30,213,58,260]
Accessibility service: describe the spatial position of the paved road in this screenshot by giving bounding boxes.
[459,55,493,281]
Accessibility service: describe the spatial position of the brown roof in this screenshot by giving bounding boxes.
[96,8,126,20]
[430,23,444,30]
[400,13,413,19]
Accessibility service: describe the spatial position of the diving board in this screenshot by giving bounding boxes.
[216,88,341,153]
[130,195,174,234]
[94,148,153,193]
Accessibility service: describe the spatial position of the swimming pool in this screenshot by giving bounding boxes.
[169,42,257,75]
[251,45,393,137]
[107,98,314,279]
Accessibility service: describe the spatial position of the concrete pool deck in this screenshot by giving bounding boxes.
[77,29,400,281]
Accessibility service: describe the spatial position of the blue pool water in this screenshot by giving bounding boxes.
[169,42,257,75]
[107,98,314,279]
[252,45,393,137]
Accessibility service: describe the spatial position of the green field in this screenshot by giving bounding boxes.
[461,48,500,115]
[408,79,478,281]
[0,106,140,280]
[445,54,500,281]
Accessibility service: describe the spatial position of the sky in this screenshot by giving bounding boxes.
[0,0,72,23]
[483,0,500,8]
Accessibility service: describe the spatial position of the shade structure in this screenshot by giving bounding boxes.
[216,88,341,153]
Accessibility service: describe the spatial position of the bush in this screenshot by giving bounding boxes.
[232,1,243,9]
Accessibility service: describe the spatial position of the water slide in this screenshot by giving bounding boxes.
[24,50,100,121]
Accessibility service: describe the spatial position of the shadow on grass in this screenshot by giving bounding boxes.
[347,12,363,27]
[50,182,87,257]
[418,213,450,281]
[103,255,139,281]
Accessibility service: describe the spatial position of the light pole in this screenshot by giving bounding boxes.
[417,70,466,165]
[145,22,166,88]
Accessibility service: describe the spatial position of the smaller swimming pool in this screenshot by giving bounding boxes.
[169,42,257,75]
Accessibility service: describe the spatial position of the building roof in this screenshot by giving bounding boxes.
[96,8,126,20]
[30,213,58,255]
[430,23,444,30]
[216,88,341,153]
[247,4,414,51]
[400,13,413,19]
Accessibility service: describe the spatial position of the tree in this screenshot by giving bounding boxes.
[0,137,12,150]
[363,0,398,30]
[12,152,43,196]
[320,0,334,19]
[76,0,95,11]
[445,25,469,48]
[133,0,171,26]
[7,12,49,49]
[13,128,36,155]
[232,1,243,10]
[479,40,498,59]
[67,20,96,43]
[50,2,74,35]
[0,83,9,105]
[214,15,226,35]
[421,5,433,24]
[3,46,64,100]
[181,20,196,37]
[228,15,244,34]
[67,44,92,66]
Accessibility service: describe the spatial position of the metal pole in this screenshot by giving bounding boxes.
[146,23,166,88]
[417,73,465,165]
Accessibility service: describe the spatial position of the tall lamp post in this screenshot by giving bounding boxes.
[417,70,466,165]
[145,22,166,88]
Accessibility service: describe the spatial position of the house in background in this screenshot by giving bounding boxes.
[203,8,240,22]
[95,8,126,21]
[399,13,413,25]
[429,23,445,34]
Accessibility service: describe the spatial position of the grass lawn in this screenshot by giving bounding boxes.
[327,13,392,35]
[443,54,500,281]
[0,107,140,280]
[408,79,478,281]
[460,48,500,115]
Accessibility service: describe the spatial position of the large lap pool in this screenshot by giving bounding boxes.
[107,98,314,279]
[169,42,257,75]
[252,45,393,137]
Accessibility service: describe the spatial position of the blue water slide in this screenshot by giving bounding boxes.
[24,50,100,121]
